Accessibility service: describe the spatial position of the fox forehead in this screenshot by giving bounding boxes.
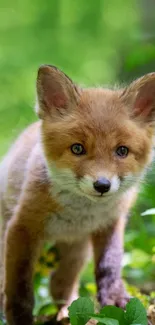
[72,88,138,140]
[42,86,146,142]
[78,87,125,119]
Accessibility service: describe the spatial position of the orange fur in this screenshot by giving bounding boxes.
[0,65,155,324]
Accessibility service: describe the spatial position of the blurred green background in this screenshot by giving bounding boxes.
[0,0,155,319]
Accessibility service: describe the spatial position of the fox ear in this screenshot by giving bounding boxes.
[121,73,155,125]
[36,65,80,118]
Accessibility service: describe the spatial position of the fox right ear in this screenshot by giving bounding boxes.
[121,73,155,125]
[36,65,80,119]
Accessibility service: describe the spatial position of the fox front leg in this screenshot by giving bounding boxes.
[92,216,130,308]
[4,219,43,325]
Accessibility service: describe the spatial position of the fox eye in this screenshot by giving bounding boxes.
[71,143,86,155]
[116,146,128,158]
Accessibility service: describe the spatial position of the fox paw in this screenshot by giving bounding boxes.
[98,279,130,309]
[55,292,78,322]
[57,306,69,321]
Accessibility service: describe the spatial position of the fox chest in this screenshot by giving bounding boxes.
[45,191,119,241]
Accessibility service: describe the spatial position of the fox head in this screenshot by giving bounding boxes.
[36,65,155,202]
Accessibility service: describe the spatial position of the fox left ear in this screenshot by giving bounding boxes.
[121,73,155,125]
[36,65,80,119]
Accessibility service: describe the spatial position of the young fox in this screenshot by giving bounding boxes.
[0,65,155,325]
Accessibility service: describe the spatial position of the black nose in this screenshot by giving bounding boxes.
[93,177,111,194]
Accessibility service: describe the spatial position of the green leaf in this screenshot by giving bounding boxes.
[99,305,125,325]
[68,297,94,325]
[92,316,119,324]
[125,298,147,325]
[141,208,155,216]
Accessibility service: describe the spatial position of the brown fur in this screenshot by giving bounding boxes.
[0,65,155,325]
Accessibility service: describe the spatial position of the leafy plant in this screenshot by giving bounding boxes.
[68,297,94,325]
[68,297,147,325]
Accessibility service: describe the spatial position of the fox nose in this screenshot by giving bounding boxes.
[93,177,111,194]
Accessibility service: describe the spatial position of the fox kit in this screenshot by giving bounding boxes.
[0,65,155,325]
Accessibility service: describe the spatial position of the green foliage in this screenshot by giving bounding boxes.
[68,297,94,325]
[96,306,125,325]
[125,298,147,325]
[68,297,147,325]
